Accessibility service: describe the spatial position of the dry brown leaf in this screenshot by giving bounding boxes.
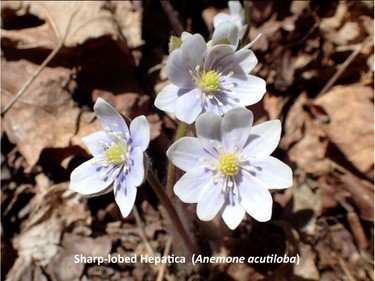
[314,85,374,175]
[113,1,144,48]
[1,59,78,167]
[12,218,62,267]
[1,1,124,49]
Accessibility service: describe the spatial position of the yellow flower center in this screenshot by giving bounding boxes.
[199,70,221,93]
[104,144,127,165]
[218,153,240,176]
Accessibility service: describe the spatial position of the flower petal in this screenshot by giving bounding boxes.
[175,89,203,124]
[155,84,189,113]
[195,112,222,157]
[167,137,207,171]
[180,34,207,67]
[130,116,150,151]
[228,0,245,17]
[94,98,129,138]
[243,120,281,157]
[211,22,239,47]
[221,191,245,229]
[174,166,212,203]
[233,49,258,73]
[225,75,266,106]
[70,158,114,195]
[81,131,111,156]
[167,49,195,88]
[221,107,253,151]
[196,181,225,221]
[250,156,293,189]
[127,146,145,187]
[114,178,137,218]
[213,13,234,28]
[238,171,273,222]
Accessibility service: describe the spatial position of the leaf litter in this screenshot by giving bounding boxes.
[1,1,373,280]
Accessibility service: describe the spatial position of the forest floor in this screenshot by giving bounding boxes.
[1,1,374,280]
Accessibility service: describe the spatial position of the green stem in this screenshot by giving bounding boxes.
[147,168,197,257]
[166,122,189,196]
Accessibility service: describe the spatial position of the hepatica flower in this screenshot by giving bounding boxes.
[167,108,292,229]
[155,33,266,124]
[70,98,150,218]
[213,0,247,39]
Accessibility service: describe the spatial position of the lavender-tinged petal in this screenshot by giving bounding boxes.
[225,75,266,106]
[155,84,184,113]
[167,50,196,88]
[173,166,212,203]
[221,191,245,229]
[243,120,281,157]
[233,49,258,73]
[126,146,145,187]
[113,179,137,218]
[250,156,293,189]
[167,137,208,172]
[197,181,225,221]
[211,22,239,47]
[205,45,234,72]
[94,98,129,138]
[180,34,207,67]
[181,31,193,41]
[81,131,111,156]
[175,89,203,124]
[221,107,253,152]
[130,116,150,151]
[238,171,273,222]
[70,157,114,195]
[195,112,223,157]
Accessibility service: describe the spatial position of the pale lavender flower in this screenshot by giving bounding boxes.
[213,1,247,39]
[70,98,150,218]
[155,34,266,124]
[167,107,293,229]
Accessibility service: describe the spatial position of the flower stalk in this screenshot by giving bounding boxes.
[147,167,197,257]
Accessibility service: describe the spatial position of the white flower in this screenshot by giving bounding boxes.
[155,34,266,124]
[213,1,247,39]
[69,98,150,218]
[167,107,293,229]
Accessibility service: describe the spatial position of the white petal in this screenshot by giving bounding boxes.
[238,171,273,222]
[155,84,181,113]
[130,116,150,151]
[221,107,253,152]
[225,75,266,106]
[196,181,225,221]
[211,22,239,47]
[114,179,137,218]
[94,98,129,138]
[243,120,281,157]
[127,146,145,187]
[221,191,245,229]
[175,89,203,124]
[234,49,258,73]
[81,131,111,156]
[195,112,222,157]
[228,1,245,18]
[167,137,207,171]
[69,158,113,195]
[173,166,212,203]
[213,13,233,28]
[250,156,293,189]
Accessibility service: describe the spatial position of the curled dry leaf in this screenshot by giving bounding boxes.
[1,1,124,49]
[1,59,78,167]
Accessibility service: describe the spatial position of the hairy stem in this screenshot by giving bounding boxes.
[147,168,197,257]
